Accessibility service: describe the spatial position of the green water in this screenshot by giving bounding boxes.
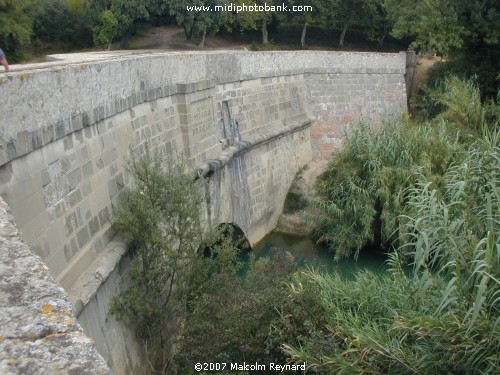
[252,231,387,278]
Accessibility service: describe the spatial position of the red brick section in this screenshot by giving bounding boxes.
[319,143,335,158]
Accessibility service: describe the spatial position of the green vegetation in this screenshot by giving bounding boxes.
[291,76,499,372]
[110,151,242,373]
[111,77,498,374]
[282,130,499,374]
[310,119,462,259]
[0,0,34,61]
[311,77,498,259]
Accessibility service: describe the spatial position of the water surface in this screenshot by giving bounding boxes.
[252,231,387,279]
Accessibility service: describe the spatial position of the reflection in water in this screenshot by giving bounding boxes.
[252,231,387,279]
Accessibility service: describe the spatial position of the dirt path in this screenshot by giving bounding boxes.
[126,26,248,51]
[410,55,441,98]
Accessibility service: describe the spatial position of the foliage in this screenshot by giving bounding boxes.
[283,84,499,374]
[282,138,499,371]
[363,0,391,48]
[310,118,462,259]
[174,250,301,373]
[412,75,499,135]
[33,0,73,43]
[230,0,280,45]
[281,0,326,47]
[92,9,119,49]
[0,0,34,61]
[87,0,165,48]
[111,150,239,373]
[332,0,377,48]
[283,246,498,373]
[385,0,499,98]
[384,0,466,56]
[166,0,228,45]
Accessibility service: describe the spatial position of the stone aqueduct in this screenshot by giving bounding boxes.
[0,51,411,373]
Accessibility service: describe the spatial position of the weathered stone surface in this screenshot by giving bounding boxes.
[0,196,110,374]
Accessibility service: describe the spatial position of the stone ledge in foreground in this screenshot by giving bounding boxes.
[0,196,110,375]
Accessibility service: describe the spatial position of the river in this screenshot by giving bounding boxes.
[252,231,387,278]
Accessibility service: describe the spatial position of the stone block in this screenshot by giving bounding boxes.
[65,211,78,236]
[67,168,82,190]
[64,238,79,262]
[107,179,118,198]
[88,216,101,237]
[68,189,82,207]
[81,180,93,197]
[0,163,13,185]
[98,207,110,227]
[77,226,90,248]
[64,137,73,151]
[82,160,94,179]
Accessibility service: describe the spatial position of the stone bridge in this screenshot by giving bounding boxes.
[0,50,411,373]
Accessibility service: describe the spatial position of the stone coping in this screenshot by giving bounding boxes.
[69,241,127,318]
[0,196,110,374]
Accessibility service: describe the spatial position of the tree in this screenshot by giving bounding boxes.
[87,0,165,48]
[232,0,282,45]
[167,0,228,47]
[384,0,499,97]
[33,0,74,43]
[286,0,325,47]
[334,0,375,48]
[455,0,500,98]
[364,0,391,49]
[384,0,466,56]
[174,249,300,372]
[92,9,118,49]
[0,0,34,61]
[111,151,241,373]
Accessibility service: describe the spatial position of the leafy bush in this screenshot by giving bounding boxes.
[111,151,241,373]
[174,251,301,373]
[283,78,500,374]
[280,128,499,375]
[310,119,462,259]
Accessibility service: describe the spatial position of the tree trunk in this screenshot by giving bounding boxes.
[377,23,388,49]
[339,23,348,48]
[301,22,307,47]
[183,24,194,40]
[120,31,130,49]
[262,18,269,45]
[198,29,206,48]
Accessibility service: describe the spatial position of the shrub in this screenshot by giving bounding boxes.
[310,118,462,259]
[111,150,241,373]
[280,131,499,375]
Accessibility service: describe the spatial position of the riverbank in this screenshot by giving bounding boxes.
[275,158,329,235]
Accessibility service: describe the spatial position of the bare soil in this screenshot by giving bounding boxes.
[124,25,249,51]
[410,55,442,98]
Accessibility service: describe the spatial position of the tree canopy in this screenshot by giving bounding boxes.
[0,0,34,61]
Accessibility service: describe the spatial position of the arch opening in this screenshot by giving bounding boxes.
[203,223,251,258]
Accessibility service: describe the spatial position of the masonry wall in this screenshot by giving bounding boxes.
[307,72,407,157]
[0,50,408,373]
